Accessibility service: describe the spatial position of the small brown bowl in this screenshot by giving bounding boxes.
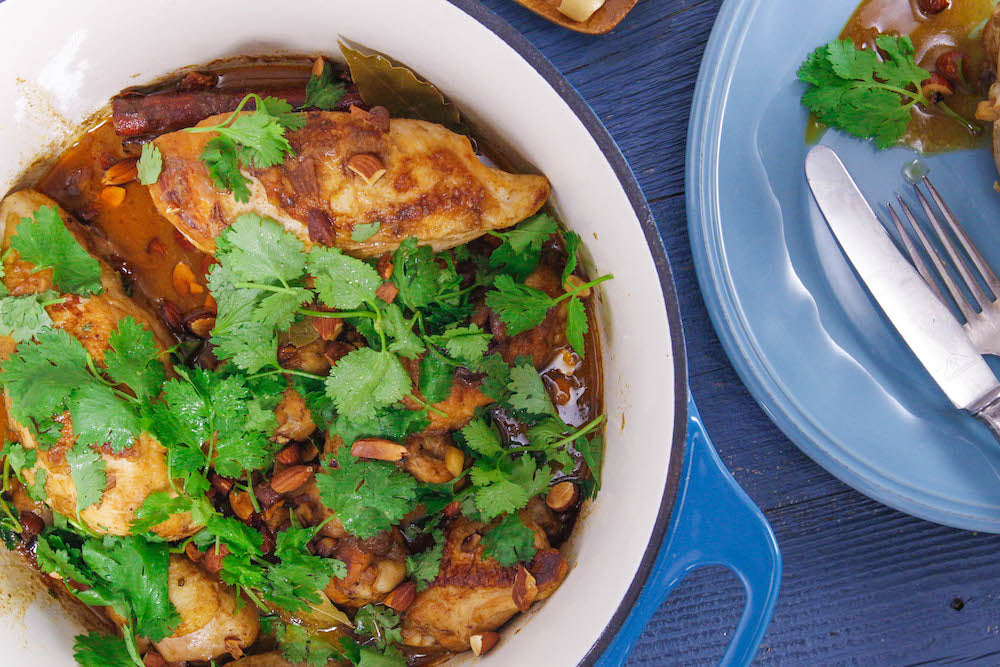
[512,0,640,34]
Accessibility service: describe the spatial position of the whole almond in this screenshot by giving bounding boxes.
[382,581,417,612]
[545,481,579,512]
[512,565,538,612]
[347,153,387,185]
[351,438,407,461]
[376,281,399,304]
[228,489,255,521]
[470,632,500,656]
[202,543,230,574]
[275,444,302,466]
[102,159,139,186]
[270,465,313,494]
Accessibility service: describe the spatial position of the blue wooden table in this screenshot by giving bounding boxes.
[478,0,1000,664]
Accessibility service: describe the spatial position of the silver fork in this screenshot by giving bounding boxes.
[886,179,1000,356]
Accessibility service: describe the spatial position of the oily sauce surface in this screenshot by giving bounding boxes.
[839,0,995,152]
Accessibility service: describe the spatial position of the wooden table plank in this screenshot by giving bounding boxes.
[478,0,1000,664]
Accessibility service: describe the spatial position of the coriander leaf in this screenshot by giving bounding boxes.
[417,352,453,405]
[213,320,277,373]
[256,287,312,330]
[325,348,410,422]
[36,531,94,586]
[137,143,163,185]
[309,246,381,310]
[214,430,273,478]
[1,329,93,436]
[471,454,549,521]
[485,274,553,336]
[2,441,37,479]
[391,238,463,313]
[351,220,382,242]
[103,317,165,402]
[303,60,347,111]
[65,442,106,513]
[797,36,936,149]
[566,297,588,357]
[81,535,178,641]
[481,513,537,566]
[201,136,251,202]
[70,384,140,452]
[217,213,307,284]
[354,604,403,650]
[316,449,418,539]
[0,294,53,342]
[73,632,134,667]
[265,526,347,612]
[561,230,582,284]
[428,324,491,366]
[478,353,511,401]
[130,491,193,534]
[382,304,424,359]
[330,405,429,448]
[259,96,308,131]
[577,434,604,498]
[11,207,102,295]
[359,646,407,667]
[217,108,294,168]
[507,362,557,417]
[489,214,557,279]
[266,617,348,667]
[459,418,504,459]
[406,529,444,591]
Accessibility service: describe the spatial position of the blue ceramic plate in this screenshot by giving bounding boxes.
[688,0,1000,532]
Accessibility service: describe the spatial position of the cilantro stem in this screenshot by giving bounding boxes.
[121,623,145,667]
[244,476,261,514]
[504,414,607,457]
[298,308,375,320]
[406,393,448,418]
[39,297,65,308]
[234,282,298,295]
[0,493,19,528]
[247,368,324,381]
[185,93,262,134]
[936,101,981,136]
[552,274,613,305]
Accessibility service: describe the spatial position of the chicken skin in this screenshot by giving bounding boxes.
[0,190,198,540]
[147,111,550,257]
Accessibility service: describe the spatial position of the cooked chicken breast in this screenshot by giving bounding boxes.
[153,555,259,662]
[147,111,550,257]
[0,190,198,540]
[402,515,568,651]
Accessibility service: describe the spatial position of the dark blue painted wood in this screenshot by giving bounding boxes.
[477,0,1000,664]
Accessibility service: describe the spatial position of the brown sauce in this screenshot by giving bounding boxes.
[838,0,995,152]
[10,58,605,665]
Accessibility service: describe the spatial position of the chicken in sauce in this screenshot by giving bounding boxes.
[0,54,608,666]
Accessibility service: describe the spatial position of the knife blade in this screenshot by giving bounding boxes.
[805,144,1000,412]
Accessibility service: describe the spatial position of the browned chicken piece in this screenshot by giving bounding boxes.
[147,111,550,257]
[273,387,317,443]
[0,190,199,540]
[230,652,298,667]
[402,515,569,651]
[404,431,466,484]
[153,555,259,662]
[323,530,409,609]
[402,362,493,431]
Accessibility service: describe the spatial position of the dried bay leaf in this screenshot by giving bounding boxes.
[338,40,463,132]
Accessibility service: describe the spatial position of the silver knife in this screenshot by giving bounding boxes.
[805,145,1000,433]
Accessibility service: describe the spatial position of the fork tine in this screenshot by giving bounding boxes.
[896,196,978,322]
[886,203,947,306]
[913,183,991,310]
[922,177,1000,297]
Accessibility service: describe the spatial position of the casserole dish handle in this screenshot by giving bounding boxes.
[598,393,781,666]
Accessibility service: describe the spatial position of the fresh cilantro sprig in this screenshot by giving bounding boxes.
[302,60,347,111]
[137,143,162,185]
[11,207,102,295]
[481,513,537,567]
[354,604,404,650]
[488,213,558,279]
[485,273,611,357]
[185,94,305,202]
[262,616,355,667]
[798,35,973,149]
[316,446,418,539]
